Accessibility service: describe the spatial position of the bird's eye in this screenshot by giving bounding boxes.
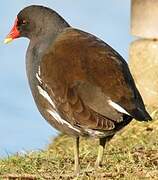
[22,20,27,25]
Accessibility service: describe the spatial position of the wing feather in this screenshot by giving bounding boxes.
[40,27,150,131]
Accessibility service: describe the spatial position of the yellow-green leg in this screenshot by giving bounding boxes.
[74,136,80,175]
[95,137,107,167]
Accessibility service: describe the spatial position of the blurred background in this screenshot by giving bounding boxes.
[0,0,131,157]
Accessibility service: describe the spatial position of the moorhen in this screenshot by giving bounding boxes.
[4,5,151,174]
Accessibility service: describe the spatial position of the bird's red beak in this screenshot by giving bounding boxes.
[4,17,20,44]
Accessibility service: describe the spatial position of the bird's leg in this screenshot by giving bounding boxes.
[95,137,107,168]
[74,136,80,175]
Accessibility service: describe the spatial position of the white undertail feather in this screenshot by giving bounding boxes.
[108,100,130,115]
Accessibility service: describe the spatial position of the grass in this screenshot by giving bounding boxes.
[0,109,158,179]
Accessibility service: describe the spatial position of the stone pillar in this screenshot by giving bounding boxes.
[129,0,158,107]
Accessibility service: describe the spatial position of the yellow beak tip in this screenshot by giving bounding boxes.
[4,37,13,44]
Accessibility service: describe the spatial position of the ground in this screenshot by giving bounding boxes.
[0,109,158,180]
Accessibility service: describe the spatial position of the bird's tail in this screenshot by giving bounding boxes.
[131,108,152,121]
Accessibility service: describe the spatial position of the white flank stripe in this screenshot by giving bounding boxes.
[37,85,56,108]
[36,73,42,84]
[38,66,41,76]
[47,109,80,133]
[47,109,63,124]
[108,100,130,115]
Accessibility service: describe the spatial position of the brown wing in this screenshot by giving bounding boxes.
[40,27,150,131]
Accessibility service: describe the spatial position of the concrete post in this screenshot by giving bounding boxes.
[129,0,158,107]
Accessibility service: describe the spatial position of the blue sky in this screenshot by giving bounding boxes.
[0,0,131,156]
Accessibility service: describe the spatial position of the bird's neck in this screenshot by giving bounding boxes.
[26,37,49,82]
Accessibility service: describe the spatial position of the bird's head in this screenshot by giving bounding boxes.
[4,5,69,43]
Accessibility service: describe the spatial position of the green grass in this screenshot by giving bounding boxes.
[0,109,158,179]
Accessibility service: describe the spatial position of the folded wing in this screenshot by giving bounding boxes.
[39,28,151,131]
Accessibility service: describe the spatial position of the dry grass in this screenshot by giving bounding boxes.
[0,108,158,179]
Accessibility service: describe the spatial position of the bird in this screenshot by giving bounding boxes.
[4,5,152,174]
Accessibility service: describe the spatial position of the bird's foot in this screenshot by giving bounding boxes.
[95,160,102,169]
